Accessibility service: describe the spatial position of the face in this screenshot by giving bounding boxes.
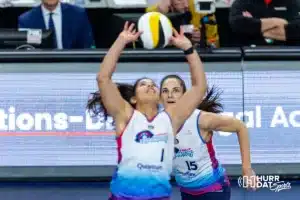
[171,0,189,13]
[160,78,184,109]
[132,79,160,105]
[42,0,59,9]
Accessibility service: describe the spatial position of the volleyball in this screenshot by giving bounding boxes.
[138,12,173,49]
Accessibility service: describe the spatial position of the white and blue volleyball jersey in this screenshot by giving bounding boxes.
[173,109,230,195]
[110,110,174,199]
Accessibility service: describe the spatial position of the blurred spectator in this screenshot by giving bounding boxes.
[18,0,94,49]
[146,0,220,48]
[229,0,300,46]
[0,0,12,7]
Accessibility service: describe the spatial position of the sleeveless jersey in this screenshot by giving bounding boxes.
[173,109,229,195]
[110,110,174,199]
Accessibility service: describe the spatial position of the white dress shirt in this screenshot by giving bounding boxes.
[41,3,63,49]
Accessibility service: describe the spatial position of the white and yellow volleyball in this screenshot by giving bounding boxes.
[138,12,173,49]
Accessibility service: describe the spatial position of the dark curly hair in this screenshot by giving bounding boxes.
[87,77,153,119]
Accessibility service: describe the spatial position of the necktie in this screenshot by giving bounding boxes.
[48,12,57,48]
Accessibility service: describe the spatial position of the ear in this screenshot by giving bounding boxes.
[130,96,137,105]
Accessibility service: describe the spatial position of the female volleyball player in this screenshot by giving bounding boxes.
[160,75,257,200]
[87,23,207,200]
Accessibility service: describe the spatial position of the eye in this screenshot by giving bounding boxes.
[174,88,180,93]
[162,89,168,93]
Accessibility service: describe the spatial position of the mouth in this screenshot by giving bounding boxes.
[147,88,156,93]
[167,100,176,104]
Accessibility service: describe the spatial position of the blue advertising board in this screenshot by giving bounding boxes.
[0,69,299,166]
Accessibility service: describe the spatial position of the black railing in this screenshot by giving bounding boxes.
[0,47,300,63]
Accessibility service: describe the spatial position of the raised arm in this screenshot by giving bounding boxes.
[198,111,257,190]
[166,27,207,132]
[97,22,141,134]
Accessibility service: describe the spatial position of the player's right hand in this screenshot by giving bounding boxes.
[242,168,260,191]
[118,21,142,44]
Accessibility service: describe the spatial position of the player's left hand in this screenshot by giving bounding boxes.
[242,168,259,191]
[170,26,193,51]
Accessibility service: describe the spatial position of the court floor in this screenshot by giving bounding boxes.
[0,181,298,200]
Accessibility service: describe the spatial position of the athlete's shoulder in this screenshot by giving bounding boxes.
[188,109,201,120]
[193,109,201,115]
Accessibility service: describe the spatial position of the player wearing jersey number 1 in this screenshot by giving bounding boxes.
[87,22,208,200]
[160,75,258,200]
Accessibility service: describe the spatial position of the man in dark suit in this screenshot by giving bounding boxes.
[18,0,94,49]
[229,0,300,46]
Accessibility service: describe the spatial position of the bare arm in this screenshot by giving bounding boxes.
[166,28,207,132]
[263,24,287,41]
[97,22,141,134]
[97,36,131,119]
[199,111,251,170]
[262,17,300,42]
[260,18,279,32]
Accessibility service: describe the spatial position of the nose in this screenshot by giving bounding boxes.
[148,84,155,89]
[183,0,188,9]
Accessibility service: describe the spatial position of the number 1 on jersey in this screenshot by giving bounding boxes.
[160,148,164,162]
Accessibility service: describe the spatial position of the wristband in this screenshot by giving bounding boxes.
[183,46,194,55]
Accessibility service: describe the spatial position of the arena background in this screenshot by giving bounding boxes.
[0,7,234,48]
[0,48,299,178]
[0,49,300,199]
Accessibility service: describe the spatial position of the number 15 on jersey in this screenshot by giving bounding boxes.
[186,161,198,170]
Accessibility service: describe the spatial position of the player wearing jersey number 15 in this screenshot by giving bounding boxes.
[160,76,258,200]
[87,22,207,200]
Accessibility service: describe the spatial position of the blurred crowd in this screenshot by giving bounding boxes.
[0,0,300,49]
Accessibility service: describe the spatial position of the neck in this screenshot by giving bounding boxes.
[165,104,175,111]
[136,103,158,120]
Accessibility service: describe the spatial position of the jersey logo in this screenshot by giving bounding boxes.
[148,124,154,130]
[174,169,197,178]
[137,163,162,172]
[135,130,168,144]
[175,148,194,158]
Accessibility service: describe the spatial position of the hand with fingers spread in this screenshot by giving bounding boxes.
[170,27,193,50]
[118,21,143,45]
